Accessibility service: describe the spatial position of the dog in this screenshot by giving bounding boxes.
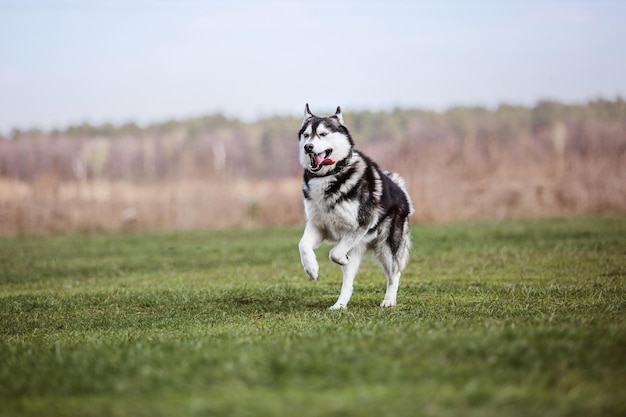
[297,104,413,309]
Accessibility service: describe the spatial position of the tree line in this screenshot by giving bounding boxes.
[1,97,625,182]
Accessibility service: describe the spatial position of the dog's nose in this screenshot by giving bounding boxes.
[304,143,314,153]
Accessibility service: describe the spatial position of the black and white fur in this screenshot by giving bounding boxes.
[298,104,413,309]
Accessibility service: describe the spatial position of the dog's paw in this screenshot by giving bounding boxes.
[380,298,397,308]
[328,302,347,310]
[303,262,319,281]
[329,250,350,266]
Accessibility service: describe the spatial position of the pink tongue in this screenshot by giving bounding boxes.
[314,152,334,166]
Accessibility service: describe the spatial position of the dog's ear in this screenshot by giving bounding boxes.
[333,106,344,125]
[304,103,314,121]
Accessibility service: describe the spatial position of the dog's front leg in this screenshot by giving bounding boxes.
[299,224,323,280]
[329,227,370,266]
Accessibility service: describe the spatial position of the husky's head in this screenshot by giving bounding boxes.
[298,104,354,175]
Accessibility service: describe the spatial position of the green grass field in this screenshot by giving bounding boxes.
[1,216,625,416]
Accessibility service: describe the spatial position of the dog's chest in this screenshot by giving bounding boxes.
[303,177,358,235]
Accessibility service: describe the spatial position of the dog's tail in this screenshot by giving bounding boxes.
[382,170,413,271]
[385,171,414,216]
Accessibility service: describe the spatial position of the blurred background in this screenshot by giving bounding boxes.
[1,0,625,235]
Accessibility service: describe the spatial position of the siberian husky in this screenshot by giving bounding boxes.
[298,104,413,309]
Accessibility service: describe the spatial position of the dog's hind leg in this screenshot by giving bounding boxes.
[381,269,401,307]
[376,248,402,307]
[329,244,366,310]
[377,220,410,308]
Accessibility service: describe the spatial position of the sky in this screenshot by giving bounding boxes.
[1,0,625,133]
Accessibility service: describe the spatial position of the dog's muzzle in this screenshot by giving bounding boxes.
[306,148,334,172]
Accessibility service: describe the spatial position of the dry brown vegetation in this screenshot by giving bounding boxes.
[1,99,625,235]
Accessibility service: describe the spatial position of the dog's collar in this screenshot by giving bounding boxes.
[306,150,353,178]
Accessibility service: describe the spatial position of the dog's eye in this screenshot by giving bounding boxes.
[319,132,328,137]
[303,133,310,139]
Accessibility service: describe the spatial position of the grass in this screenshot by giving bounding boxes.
[1,216,625,416]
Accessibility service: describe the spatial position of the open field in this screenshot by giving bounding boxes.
[1,216,625,416]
